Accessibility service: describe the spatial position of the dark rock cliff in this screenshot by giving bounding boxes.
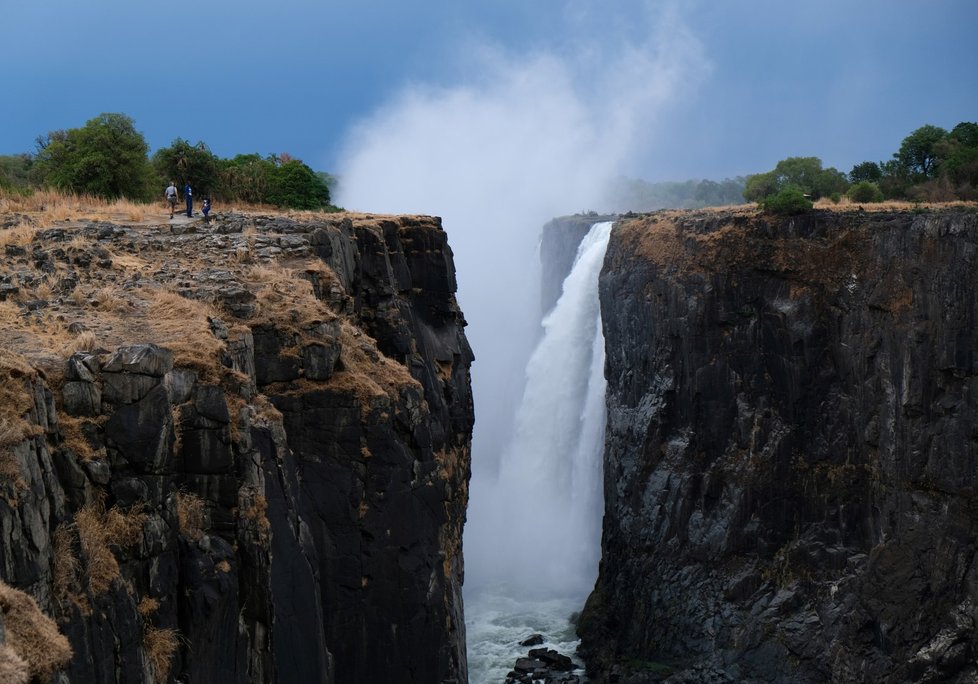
[578,207,978,682]
[0,212,473,682]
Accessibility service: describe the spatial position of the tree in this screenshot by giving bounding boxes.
[153,139,221,197]
[949,121,978,149]
[847,181,884,203]
[895,124,948,179]
[743,171,780,202]
[219,154,275,203]
[32,113,153,199]
[266,159,331,209]
[0,154,32,191]
[848,161,882,184]
[760,188,812,215]
[744,157,848,202]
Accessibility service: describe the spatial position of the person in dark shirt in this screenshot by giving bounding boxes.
[184,182,193,217]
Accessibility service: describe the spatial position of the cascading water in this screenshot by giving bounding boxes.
[465,221,613,682]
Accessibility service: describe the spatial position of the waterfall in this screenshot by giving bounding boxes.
[465,220,613,681]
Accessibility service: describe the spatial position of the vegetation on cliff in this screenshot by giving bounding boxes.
[0,112,335,211]
[746,120,978,211]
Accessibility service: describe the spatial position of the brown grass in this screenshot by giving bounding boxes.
[143,625,179,682]
[75,504,121,596]
[0,221,39,248]
[0,580,73,680]
[52,523,82,612]
[105,504,148,548]
[330,321,420,409]
[57,415,98,461]
[244,261,336,329]
[0,644,29,684]
[74,501,146,596]
[140,289,225,377]
[176,491,206,541]
[137,596,159,617]
[0,350,43,490]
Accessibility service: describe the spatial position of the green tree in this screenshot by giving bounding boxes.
[948,121,978,148]
[760,187,812,215]
[744,157,848,202]
[0,154,32,191]
[895,124,948,179]
[847,181,884,203]
[218,153,276,203]
[266,159,331,209]
[743,171,780,202]
[878,159,912,199]
[848,161,882,184]
[152,138,221,198]
[32,113,153,199]
[935,121,978,193]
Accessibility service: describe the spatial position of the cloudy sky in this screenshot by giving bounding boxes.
[2,0,976,187]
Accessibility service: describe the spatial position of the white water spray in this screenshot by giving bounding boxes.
[471,220,611,594]
[464,220,612,679]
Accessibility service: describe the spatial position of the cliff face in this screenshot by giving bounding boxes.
[0,212,473,682]
[579,207,978,682]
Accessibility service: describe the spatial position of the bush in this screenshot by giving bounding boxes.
[847,181,884,203]
[760,188,812,215]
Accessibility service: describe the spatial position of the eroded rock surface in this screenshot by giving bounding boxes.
[0,212,473,683]
[579,207,978,682]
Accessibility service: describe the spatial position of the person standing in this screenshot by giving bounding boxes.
[202,198,211,224]
[165,181,178,219]
[184,181,193,218]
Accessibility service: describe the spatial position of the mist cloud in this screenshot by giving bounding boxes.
[336,1,710,589]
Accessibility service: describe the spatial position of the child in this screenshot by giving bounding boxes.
[202,198,211,224]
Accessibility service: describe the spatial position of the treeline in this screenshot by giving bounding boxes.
[606,176,747,211]
[746,121,978,214]
[0,112,336,210]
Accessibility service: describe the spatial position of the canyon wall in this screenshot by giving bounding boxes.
[0,213,472,682]
[579,207,978,682]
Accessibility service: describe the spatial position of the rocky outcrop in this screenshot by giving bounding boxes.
[0,212,472,682]
[579,207,978,682]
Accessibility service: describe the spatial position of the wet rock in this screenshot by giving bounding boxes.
[579,208,978,682]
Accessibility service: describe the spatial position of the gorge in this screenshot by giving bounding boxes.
[2,203,978,683]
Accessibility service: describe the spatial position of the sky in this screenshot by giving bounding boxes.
[2,0,976,186]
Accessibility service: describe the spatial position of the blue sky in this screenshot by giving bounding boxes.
[2,1,976,185]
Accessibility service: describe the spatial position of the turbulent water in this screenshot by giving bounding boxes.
[466,221,613,682]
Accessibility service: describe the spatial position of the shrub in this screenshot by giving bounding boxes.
[847,181,884,203]
[760,188,812,215]
[0,580,73,680]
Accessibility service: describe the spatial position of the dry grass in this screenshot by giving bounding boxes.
[52,524,79,607]
[64,329,98,356]
[0,350,43,490]
[57,415,98,461]
[137,596,159,618]
[176,491,206,542]
[0,580,73,681]
[0,189,164,225]
[74,501,146,596]
[105,504,148,547]
[0,643,29,684]
[328,321,420,410]
[143,625,179,682]
[0,221,39,248]
[140,289,225,378]
[244,261,336,329]
[75,504,121,596]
